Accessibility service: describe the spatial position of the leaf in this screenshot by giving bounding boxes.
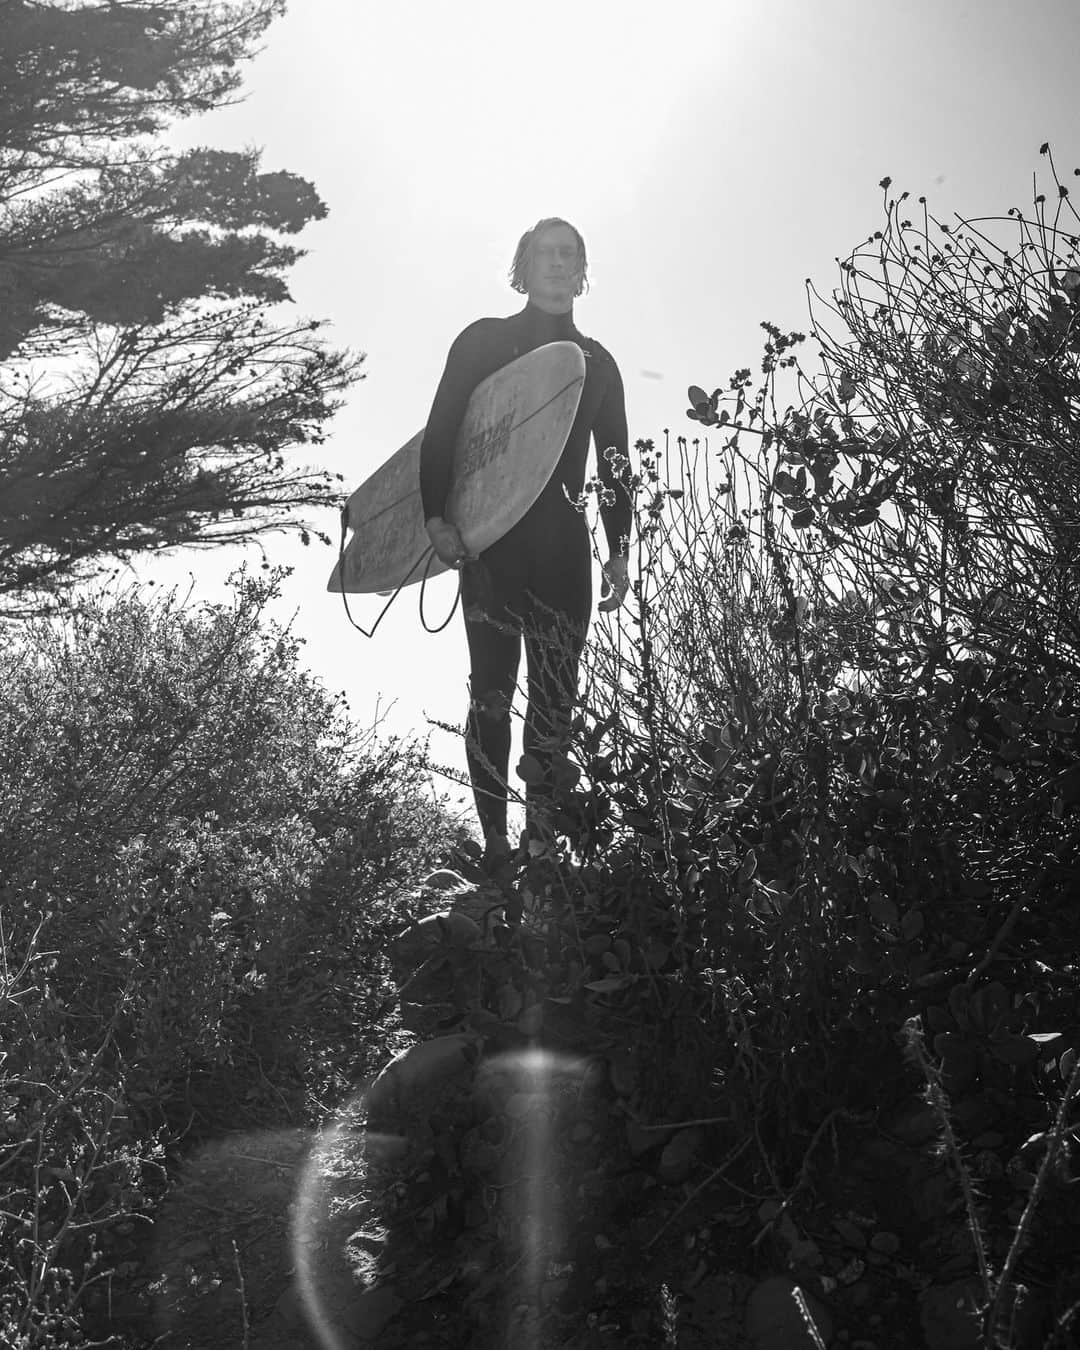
[645,939,670,970]
[868,893,899,928]
[990,1033,1041,1066]
[516,753,544,786]
[900,908,925,940]
[968,982,1008,1037]
[585,975,634,994]
[933,1031,967,1057]
[736,849,758,884]
[947,982,970,1029]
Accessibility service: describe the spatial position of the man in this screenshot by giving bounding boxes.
[420,217,632,859]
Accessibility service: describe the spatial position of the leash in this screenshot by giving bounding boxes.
[336,506,461,638]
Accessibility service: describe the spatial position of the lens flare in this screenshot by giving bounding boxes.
[285,1042,588,1347]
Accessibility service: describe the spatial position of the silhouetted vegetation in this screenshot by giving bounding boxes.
[0,0,362,614]
[0,571,457,1346]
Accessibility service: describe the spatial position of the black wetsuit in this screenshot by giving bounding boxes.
[419,301,631,841]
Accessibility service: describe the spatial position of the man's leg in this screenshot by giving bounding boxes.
[521,521,592,835]
[461,560,522,847]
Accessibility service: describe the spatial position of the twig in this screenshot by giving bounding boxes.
[902,1019,992,1295]
[751,1109,844,1249]
[229,1152,295,1170]
[645,1138,750,1251]
[988,1051,1080,1343]
[966,854,1056,987]
[636,1112,735,1132]
[1045,1296,1080,1349]
[792,1285,829,1350]
[232,1239,250,1350]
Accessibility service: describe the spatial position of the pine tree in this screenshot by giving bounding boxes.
[0,0,363,612]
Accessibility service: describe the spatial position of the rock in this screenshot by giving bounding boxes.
[830,1217,866,1248]
[345,1283,403,1342]
[398,999,457,1036]
[746,1276,834,1349]
[392,910,481,974]
[658,1126,704,1185]
[177,1236,212,1262]
[365,1033,478,1118]
[422,868,471,893]
[845,1280,873,1309]
[869,1230,900,1255]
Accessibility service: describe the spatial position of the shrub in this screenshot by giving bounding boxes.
[0,569,456,1345]
[469,158,1080,1344]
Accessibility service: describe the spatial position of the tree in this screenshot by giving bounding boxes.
[0,0,363,613]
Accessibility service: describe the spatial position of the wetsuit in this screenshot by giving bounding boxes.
[419,301,632,842]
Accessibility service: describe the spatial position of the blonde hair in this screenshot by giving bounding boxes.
[509,217,589,297]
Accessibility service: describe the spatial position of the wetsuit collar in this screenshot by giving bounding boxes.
[519,300,578,340]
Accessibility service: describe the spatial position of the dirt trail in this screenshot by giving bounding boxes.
[135,1128,322,1349]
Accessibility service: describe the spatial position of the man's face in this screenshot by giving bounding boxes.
[524,225,582,310]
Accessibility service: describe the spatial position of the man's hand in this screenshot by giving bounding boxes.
[598,554,629,612]
[426,516,471,568]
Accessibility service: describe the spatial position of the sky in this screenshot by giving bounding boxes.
[146,0,1080,826]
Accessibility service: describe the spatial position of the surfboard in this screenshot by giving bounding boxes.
[327,341,587,594]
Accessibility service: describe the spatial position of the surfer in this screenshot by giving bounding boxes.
[420,217,632,860]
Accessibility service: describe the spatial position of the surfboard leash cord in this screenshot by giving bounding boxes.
[336,507,461,638]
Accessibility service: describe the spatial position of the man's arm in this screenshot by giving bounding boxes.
[420,322,488,565]
[592,353,633,611]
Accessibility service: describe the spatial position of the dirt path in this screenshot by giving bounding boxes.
[131,1102,756,1350]
[135,1127,321,1349]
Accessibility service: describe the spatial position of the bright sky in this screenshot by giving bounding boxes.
[150,0,1080,823]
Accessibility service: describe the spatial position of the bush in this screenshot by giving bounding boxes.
[0,569,456,1346]
[468,158,1080,1345]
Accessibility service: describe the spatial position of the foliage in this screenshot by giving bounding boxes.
[0,572,456,1346]
[0,0,363,613]
[438,155,1080,1348]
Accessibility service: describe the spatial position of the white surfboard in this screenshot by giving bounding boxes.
[327,341,586,594]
